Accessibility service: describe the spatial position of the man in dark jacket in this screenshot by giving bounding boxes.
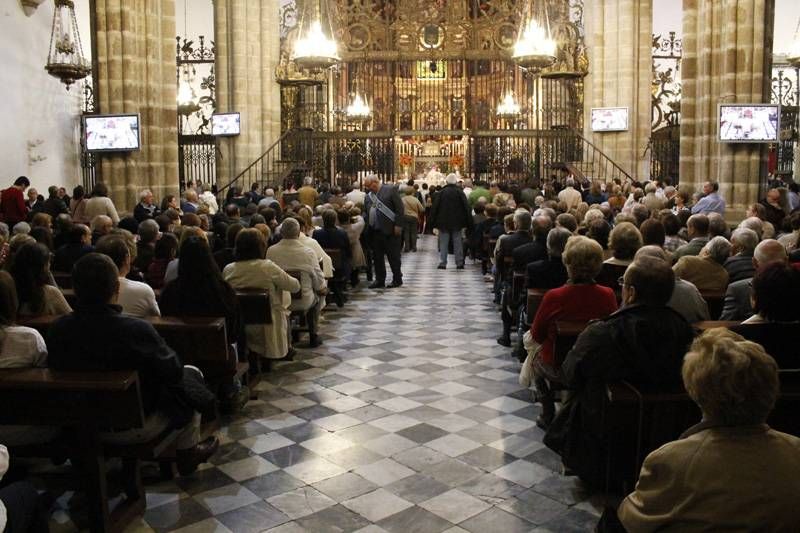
[543,256,694,489]
[43,185,68,219]
[133,189,161,223]
[364,175,405,288]
[430,173,474,269]
[495,211,533,346]
[512,215,552,271]
[47,253,219,476]
[52,224,93,273]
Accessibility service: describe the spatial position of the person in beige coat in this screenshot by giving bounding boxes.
[223,229,300,360]
[618,328,800,532]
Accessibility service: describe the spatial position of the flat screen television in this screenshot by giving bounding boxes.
[718,104,780,143]
[590,107,629,132]
[84,114,141,152]
[212,112,241,136]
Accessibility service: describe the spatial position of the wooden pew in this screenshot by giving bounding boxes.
[235,289,271,377]
[61,288,162,309]
[527,288,547,322]
[286,271,318,344]
[20,315,243,389]
[0,368,177,533]
[699,290,725,320]
[601,369,800,493]
[322,248,347,308]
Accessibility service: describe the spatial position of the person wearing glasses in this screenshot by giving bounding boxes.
[543,255,694,489]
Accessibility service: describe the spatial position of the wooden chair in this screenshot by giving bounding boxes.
[526,288,548,324]
[286,271,318,345]
[322,248,347,308]
[235,289,271,377]
[0,369,177,533]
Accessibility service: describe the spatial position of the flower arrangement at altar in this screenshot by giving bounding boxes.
[449,154,464,170]
[399,153,414,168]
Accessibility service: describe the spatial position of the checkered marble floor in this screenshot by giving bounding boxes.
[53,236,604,532]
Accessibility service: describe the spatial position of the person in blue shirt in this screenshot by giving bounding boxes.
[691,181,726,216]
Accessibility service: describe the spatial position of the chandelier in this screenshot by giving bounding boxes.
[496,92,522,119]
[511,1,557,72]
[45,0,91,89]
[788,17,800,68]
[343,62,372,125]
[293,0,340,70]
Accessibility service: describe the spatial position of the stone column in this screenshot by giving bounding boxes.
[680,0,775,211]
[94,0,179,212]
[215,0,282,189]
[584,0,653,180]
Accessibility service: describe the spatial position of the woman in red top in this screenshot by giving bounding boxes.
[531,235,618,427]
[0,177,30,226]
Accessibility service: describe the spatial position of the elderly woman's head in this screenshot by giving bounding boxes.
[700,236,732,265]
[683,328,779,425]
[608,222,643,260]
[562,236,604,283]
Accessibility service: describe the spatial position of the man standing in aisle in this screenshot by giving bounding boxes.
[364,174,405,288]
[430,173,474,269]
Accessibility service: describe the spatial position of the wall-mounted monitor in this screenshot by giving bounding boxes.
[590,107,629,132]
[84,114,141,152]
[718,103,779,143]
[212,112,241,136]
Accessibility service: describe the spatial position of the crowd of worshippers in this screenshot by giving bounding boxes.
[0,175,405,531]
[462,175,800,530]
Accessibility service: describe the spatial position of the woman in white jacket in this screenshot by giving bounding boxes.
[223,229,300,361]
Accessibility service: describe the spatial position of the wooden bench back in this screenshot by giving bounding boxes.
[699,290,725,320]
[236,289,272,325]
[0,368,144,429]
[527,288,547,322]
[150,317,233,378]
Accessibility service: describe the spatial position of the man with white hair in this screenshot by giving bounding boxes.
[266,217,327,347]
[197,183,219,215]
[724,228,758,283]
[429,173,474,269]
[364,174,405,288]
[721,239,788,320]
[258,188,279,208]
[133,189,160,223]
[181,190,200,214]
[298,176,319,208]
[557,177,582,210]
[673,236,731,293]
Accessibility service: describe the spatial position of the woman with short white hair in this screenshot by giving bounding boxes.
[618,328,800,531]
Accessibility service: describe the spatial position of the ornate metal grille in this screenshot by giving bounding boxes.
[771,64,799,176]
[79,76,97,192]
[651,31,682,183]
[177,35,216,189]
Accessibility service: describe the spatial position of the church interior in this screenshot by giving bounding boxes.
[1,0,800,531]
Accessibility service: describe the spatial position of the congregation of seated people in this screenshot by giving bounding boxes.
[467,175,800,530]
[0,176,381,531]
[1,172,800,531]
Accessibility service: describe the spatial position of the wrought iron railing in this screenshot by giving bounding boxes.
[217,128,313,197]
[468,127,632,185]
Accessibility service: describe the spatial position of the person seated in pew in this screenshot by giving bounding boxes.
[603,222,642,268]
[0,445,50,533]
[672,235,731,293]
[312,209,352,279]
[47,253,219,476]
[225,229,301,359]
[724,227,758,283]
[634,246,709,323]
[213,223,243,272]
[618,328,800,532]
[11,243,71,318]
[526,227,571,290]
[52,224,93,274]
[530,236,618,428]
[0,272,58,447]
[544,256,694,488]
[291,216,333,279]
[512,215,552,271]
[266,219,327,348]
[95,236,160,318]
[721,239,788,321]
[145,233,178,290]
[672,214,710,262]
[160,236,248,408]
[135,219,160,274]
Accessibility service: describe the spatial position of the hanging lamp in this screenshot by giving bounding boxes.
[293,0,340,70]
[496,67,521,120]
[45,0,91,89]
[511,0,557,72]
[344,62,372,125]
